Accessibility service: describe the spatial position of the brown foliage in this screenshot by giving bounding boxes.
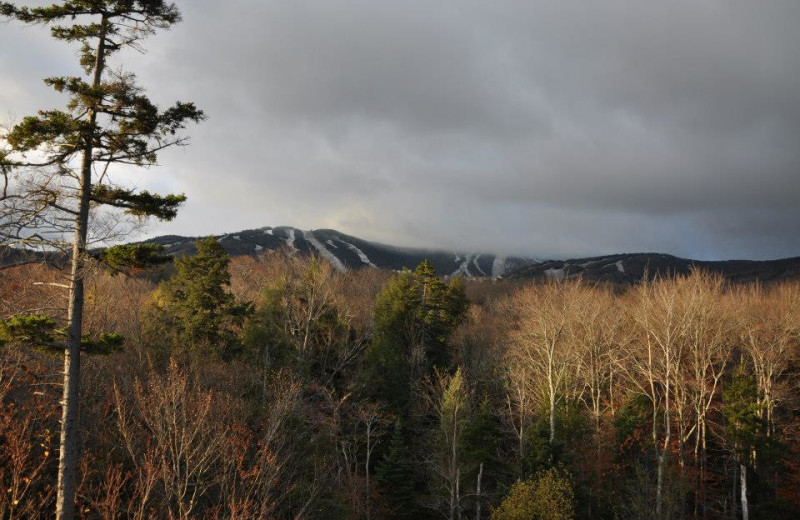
[0,349,59,519]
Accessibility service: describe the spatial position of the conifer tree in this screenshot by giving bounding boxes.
[0,2,204,518]
[365,262,469,414]
[462,397,506,517]
[375,421,422,520]
[723,369,763,520]
[366,270,419,412]
[147,237,251,356]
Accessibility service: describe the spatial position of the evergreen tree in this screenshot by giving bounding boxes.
[723,369,762,466]
[147,237,251,356]
[462,396,507,513]
[365,270,418,412]
[721,367,788,518]
[415,261,470,368]
[364,261,469,414]
[0,4,203,516]
[375,421,423,520]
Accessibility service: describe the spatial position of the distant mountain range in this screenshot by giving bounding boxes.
[4,225,799,283]
[144,227,800,283]
[504,253,800,284]
[144,226,536,278]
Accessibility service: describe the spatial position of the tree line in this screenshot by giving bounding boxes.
[0,241,798,520]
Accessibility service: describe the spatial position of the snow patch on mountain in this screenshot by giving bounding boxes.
[615,260,625,274]
[283,228,298,253]
[304,230,346,272]
[545,268,565,281]
[453,254,476,277]
[326,239,338,249]
[339,239,377,268]
[492,256,507,278]
[471,254,487,276]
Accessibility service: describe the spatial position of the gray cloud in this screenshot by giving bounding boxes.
[2,0,799,260]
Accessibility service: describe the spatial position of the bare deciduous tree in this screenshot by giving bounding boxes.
[736,282,799,437]
[505,281,582,447]
[626,275,694,519]
[115,360,230,520]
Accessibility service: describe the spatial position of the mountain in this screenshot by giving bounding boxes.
[144,226,537,278]
[6,227,799,283]
[504,252,800,284]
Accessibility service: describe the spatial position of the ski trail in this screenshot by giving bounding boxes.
[283,228,298,254]
[339,239,377,268]
[491,256,507,278]
[471,254,487,276]
[452,254,474,277]
[304,230,347,272]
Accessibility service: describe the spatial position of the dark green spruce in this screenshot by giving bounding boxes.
[145,237,252,357]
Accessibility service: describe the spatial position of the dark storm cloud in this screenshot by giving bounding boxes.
[2,0,799,259]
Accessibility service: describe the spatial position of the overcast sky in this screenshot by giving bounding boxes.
[2,0,799,260]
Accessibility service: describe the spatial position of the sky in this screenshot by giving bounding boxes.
[2,0,799,260]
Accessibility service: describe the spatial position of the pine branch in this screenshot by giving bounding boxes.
[90,185,186,220]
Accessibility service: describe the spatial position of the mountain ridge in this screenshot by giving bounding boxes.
[144,226,800,283]
[504,252,800,284]
[143,226,536,278]
[4,225,799,283]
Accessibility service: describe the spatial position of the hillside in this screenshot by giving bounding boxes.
[505,252,800,284]
[144,226,536,278]
[5,229,800,284]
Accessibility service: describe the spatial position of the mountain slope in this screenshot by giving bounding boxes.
[504,253,800,284]
[144,226,536,278]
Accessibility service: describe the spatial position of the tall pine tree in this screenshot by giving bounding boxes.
[0,2,204,518]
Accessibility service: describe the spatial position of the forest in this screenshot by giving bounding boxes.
[0,1,798,519]
[1,240,798,520]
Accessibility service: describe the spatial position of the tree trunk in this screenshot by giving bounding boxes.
[456,467,461,520]
[549,396,556,446]
[652,396,663,518]
[656,371,673,520]
[475,462,483,520]
[701,420,709,520]
[365,423,372,520]
[731,462,738,520]
[548,353,556,447]
[449,481,455,520]
[740,464,748,520]
[656,452,665,519]
[55,17,107,520]
[656,408,671,518]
